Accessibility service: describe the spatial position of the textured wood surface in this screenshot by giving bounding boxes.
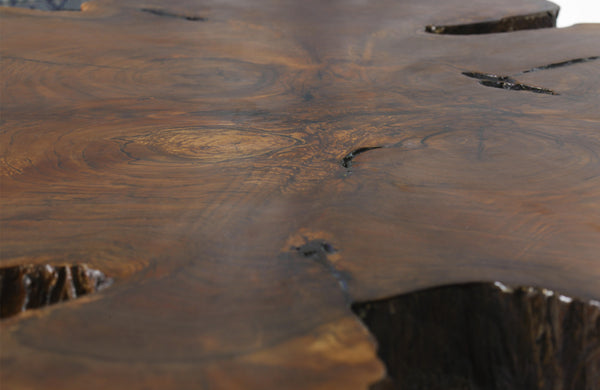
[1,0,599,388]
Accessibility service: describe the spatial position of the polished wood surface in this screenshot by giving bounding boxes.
[1,0,599,388]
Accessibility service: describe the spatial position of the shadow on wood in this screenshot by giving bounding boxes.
[354,283,600,390]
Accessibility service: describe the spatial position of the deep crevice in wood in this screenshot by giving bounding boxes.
[462,71,557,95]
[341,147,382,169]
[140,8,206,22]
[0,264,112,319]
[518,56,600,75]
[425,10,557,35]
[352,282,600,390]
[463,57,600,95]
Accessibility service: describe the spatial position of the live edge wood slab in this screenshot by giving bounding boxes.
[1,0,599,389]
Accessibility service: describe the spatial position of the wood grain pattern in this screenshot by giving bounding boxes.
[1,0,599,388]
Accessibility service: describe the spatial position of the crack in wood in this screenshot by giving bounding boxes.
[425,10,557,35]
[140,8,206,22]
[341,147,382,169]
[352,282,600,390]
[462,71,557,95]
[463,56,599,95]
[517,56,600,75]
[0,264,112,319]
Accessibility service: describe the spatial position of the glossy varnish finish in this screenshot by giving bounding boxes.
[1,0,599,388]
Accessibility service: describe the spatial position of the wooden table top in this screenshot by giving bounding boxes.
[1,0,599,388]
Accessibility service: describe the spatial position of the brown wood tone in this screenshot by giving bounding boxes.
[1,0,599,388]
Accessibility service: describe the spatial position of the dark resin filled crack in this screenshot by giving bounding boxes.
[463,71,557,95]
[463,56,599,95]
[341,147,382,169]
[518,56,600,75]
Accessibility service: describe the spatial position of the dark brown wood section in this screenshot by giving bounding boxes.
[353,282,600,389]
[1,0,599,388]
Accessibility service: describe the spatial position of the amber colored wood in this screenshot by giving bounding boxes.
[1,0,599,388]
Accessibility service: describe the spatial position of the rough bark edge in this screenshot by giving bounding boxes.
[0,264,112,319]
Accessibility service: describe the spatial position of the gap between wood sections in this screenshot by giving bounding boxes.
[463,56,599,95]
[425,10,558,34]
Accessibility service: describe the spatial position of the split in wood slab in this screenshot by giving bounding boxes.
[425,10,557,34]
